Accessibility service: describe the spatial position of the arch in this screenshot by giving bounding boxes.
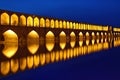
[59,20,62,28]
[92,32,95,36]
[46,31,55,51]
[27,30,39,54]
[11,14,18,26]
[3,30,18,42]
[76,23,79,29]
[63,21,66,28]
[66,21,69,29]
[70,32,76,41]
[2,30,18,58]
[86,32,89,36]
[55,20,59,28]
[50,19,54,28]
[1,61,10,75]
[34,17,39,27]
[40,18,45,27]
[59,31,66,49]
[20,15,26,26]
[27,16,33,27]
[70,22,72,29]
[1,12,9,25]
[46,18,50,27]
[73,22,75,29]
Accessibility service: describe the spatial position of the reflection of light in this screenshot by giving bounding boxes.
[55,51,59,62]
[86,40,89,45]
[1,61,10,75]
[101,38,103,43]
[11,59,19,73]
[45,53,50,64]
[60,51,63,60]
[27,56,33,69]
[40,54,45,65]
[79,40,83,46]
[60,42,66,49]
[27,30,39,54]
[34,55,39,67]
[70,41,76,48]
[2,43,18,58]
[63,50,67,60]
[51,52,55,63]
[20,57,26,71]
[92,39,95,45]
[70,32,76,41]
[97,39,99,44]
[46,31,55,51]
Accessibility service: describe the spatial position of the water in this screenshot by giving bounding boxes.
[0,37,120,80]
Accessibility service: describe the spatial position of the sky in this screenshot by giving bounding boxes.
[0,0,120,27]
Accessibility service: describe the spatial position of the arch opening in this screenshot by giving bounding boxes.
[27,30,39,54]
[59,31,66,49]
[20,15,26,26]
[40,18,45,27]
[27,16,33,27]
[46,31,55,51]
[46,19,50,27]
[34,17,39,27]
[50,19,54,28]
[79,32,83,40]
[1,12,9,25]
[11,14,18,26]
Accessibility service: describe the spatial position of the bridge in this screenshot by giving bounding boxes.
[0,9,120,43]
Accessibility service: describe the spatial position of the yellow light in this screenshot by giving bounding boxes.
[1,61,10,75]
[34,17,39,27]
[40,18,45,27]
[27,16,33,27]
[11,14,18,26]
[34,55,40,67]
[27,56,33,69]
[20,57,26,71]
[20,15,26,26]
[40,54,45,66]
[1,12,9,25]
[50,19,54,28]
[27,30,39,54]
[11,59,19,73]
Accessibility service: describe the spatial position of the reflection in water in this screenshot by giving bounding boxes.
[70,40,76,48]
[1,37,120,76]
[2,43,18,58]
[59,31,66,49]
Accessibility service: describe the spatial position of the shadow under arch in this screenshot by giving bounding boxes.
[27,30,39,54]
[2,30,18,58]
[59,31,66,49]
[46,31,55,52]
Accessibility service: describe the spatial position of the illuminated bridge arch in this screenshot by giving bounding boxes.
[27,16,33,27]
[1,12,9,25]
[40,18,45,27]
[11,14,18,26]
[50,19,54,28]
[34,17,39,27]
[27,30,39,54]
[20,15,26,26]
[46,18,50,27]
[55,20,59,28]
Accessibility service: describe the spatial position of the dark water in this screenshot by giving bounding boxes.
[0,37,120,80]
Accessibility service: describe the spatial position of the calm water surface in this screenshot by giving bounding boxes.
[0,37,120,80]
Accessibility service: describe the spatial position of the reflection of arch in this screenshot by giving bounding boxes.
[27,16,33,27]
[34,55,40,67]
[11,59,19,73]
[46,19,50,27]
[1,12,9,25]
[34,17,39,27]
[11,14,18,26]
[27,56,33,69]
[50,19,54,28]
[59,31,66,49]
[1,61,10,75]
[55,20,58,28]
[40,18,45,27]
[27,30,39,54]
[63,21,66,28]
[79,40,83,46]
[46,31,55,51]
[20,57,26,71]
[70,41,76,48]
[20,15,26,26]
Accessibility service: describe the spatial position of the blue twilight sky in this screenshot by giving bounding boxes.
[0,0,120,27]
